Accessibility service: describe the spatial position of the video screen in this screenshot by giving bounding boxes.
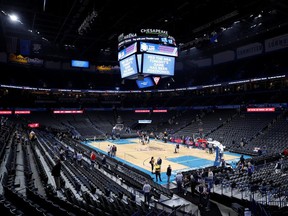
[140,42,178,57]
[142,53,175,76]
[138,120,152,124]
[71,60,90,68]
[136,77,154,89]
[118,42,137,61]
[119,54,138,78]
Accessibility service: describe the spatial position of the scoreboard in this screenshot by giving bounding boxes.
[118,29,177,88]
[119,43,177,79]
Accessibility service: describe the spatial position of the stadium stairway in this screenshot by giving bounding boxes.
[171,186,238,216]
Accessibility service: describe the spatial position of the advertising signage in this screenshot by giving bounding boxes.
[140,42,178,57]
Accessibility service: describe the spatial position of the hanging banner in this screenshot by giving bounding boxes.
[265,33,288,52]
[237,42,263,59]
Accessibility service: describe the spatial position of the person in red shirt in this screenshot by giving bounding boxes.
[90,151,97,169]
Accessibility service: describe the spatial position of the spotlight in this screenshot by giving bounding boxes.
[9,14,18,22]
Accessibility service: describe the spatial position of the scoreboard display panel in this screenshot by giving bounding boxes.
[119,54,138,78]
[142,53,175,76]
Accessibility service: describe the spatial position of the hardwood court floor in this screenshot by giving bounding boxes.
[88,138,240,173]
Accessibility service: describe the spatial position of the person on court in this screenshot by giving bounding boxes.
[149,156,155,173]
[166,165,172,183]
[154,163,162,182]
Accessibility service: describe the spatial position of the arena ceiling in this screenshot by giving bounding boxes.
[0,0,288,65]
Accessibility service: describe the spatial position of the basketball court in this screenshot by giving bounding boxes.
[82,138,250,184]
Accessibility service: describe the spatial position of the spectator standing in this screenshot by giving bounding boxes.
[65,146,70,160]
[239,155,245,164]
[175,143,180,153]
[208,142,213,154]
[247,162,254,176]
[113,145,117,157]
[52,159,62,190]
[154,163,162,182]
[77,151,83,167]
[107,144,111,156]
[101,155,106,167]
[207,168,214,188]
[149,157,155,173]
[73,151,77,164]
[175,172,183,193]
[142,181,152,205]
[275,158,283,173]
[90,151,96,169]
[183,174,190,195]
[220,158,226,168]
[59,147,65,161]
[190,174,197,196]
[157,157,162,165]
[198,182,209,208]
[166,165,172,183]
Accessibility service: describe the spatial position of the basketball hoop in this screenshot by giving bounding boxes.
[114,124,124,131]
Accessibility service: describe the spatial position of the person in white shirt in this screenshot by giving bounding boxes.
[207,168,214,189]
[142,181,151,205]
[76,151,83,167]
[207,169,213,179]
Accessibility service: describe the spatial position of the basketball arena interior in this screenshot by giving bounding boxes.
[1,1,288,216]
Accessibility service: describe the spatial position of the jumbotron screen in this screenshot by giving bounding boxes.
[142,53,175,76]
[119,54,138,78]
[140,42,178,57]
[118,42,137,61]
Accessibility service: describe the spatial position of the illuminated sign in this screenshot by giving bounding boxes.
[15,110,31,114]
[118,33,137,42]
[138,120,152,124]
[28,123,40,128]
[153,77,161,85]
[153,110,167,113]
[9,54,28,64]
[0,111,12,115]
[135,110,150,113]
[136,77,154,89]
[96,65,113,71]
[53,110,84,114]
[247,108,275,112]
[140,29,168,36]
[71,60,90,68]
[8,54,43,65]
